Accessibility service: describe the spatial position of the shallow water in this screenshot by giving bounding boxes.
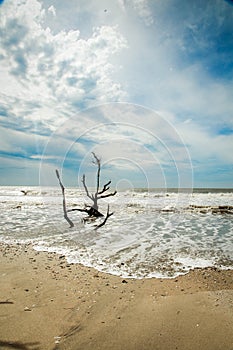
[0,186,232,278]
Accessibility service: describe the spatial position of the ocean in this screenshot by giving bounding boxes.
[0,186,232,278]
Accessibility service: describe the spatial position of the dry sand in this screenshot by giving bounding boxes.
[0,243,233,350]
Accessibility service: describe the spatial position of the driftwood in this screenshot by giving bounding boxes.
[56,152,117,229]
[55,170,74,228]
[82,152,117,212]
[94,205,114,230]
[67,206,104,217]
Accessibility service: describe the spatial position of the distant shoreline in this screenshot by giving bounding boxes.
[0,185,233,193]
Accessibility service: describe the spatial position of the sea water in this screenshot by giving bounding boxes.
[0,186,232,278]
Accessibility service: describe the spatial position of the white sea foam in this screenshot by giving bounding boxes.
[0,186,232,278]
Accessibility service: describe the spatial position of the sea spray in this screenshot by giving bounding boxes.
[0,186,232,278]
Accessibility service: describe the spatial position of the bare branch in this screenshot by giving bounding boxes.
[92,152,101,194]
[98,190,117,200]
[67,206,104,217]
[67,208,89,213]
[55,169,74,228]
[98,180,111,195]
[94,205,114,230]
[92,152,101,166]
[82,174,93,201]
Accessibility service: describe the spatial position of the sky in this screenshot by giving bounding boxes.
[0,0,233,188]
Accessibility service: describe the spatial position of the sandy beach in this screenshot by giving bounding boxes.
[0,243,233,350]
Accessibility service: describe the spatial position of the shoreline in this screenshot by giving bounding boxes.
[1,242,233,350]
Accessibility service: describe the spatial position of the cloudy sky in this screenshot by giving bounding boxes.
[0,0,232,188]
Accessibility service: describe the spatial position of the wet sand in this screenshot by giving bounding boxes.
[0,243,233,350]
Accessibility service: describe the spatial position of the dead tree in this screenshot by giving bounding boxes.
[82,152,117,215]
[56,152,117,229]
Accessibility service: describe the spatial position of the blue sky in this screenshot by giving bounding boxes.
[0,0,232,188]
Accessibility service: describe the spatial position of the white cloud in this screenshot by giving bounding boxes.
[178,120,233,165]
[0,125,47,156]
[0,0,128,133]
[0,0,232,187]
[48,5,56,17]
[117,0,154,26]
[117,0,126,12]
[157,65,233,125]
[130,0,154,26]
[38,103,193,187]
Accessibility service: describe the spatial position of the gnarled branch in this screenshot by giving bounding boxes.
[98,180,111,195]
[82,174,92,199]
[98,190,117,200]
[67,206,104,217]
[92,152,101,194]
[55,170,74,228]
[82,152,117,213]
[94,205,114,230]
